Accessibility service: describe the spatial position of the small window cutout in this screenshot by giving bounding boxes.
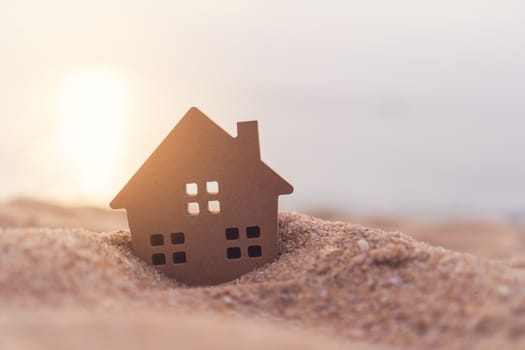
[185,183,198,196]
[248,245,262,258]
[227,247,241,259]
[152,253,166,265]
[208,200,221,214]
[150,234,164,246]
[173,252,187,264]
[187,202,200,215]
[171,232,185,244]
[225,228,239,240]
[206,181,219,194]
[246,226,261,238]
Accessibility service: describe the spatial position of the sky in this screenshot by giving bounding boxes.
[1,1,524,216]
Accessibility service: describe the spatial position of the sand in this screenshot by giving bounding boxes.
[313,211,525,262]
[1,201,525,349]
[0,198,127,232]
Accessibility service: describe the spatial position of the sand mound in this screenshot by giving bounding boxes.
[0,197,127,231]
[313,211,525,261]
[1,213,524,349]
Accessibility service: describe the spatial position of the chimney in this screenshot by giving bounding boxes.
[237,121,260,159]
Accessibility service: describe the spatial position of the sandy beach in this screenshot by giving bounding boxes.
[1,199,524,349]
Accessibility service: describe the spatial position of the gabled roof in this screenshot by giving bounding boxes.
[110,107,293,209]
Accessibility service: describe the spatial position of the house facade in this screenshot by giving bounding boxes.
[110,107,293,285]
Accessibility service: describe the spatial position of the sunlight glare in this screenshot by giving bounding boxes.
[58,65,127,200]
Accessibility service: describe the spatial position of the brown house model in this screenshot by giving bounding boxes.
[110,107,293,286]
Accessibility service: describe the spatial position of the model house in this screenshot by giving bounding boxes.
[110,107,293,285]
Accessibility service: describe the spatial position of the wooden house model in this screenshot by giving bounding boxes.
[110,107,293,285]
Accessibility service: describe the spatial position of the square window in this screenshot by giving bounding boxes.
[208,200,221,214]
[187,202,200,215]
[150,234,164,246]
[246,226,261,238]
[185,183,198,196]
[173,252,187,264]
[225,228,239,240]
[152,253,166,265]
[227,247,241,259]
[248,245,262,258]
[206,181,219,194]
[171,232,185,244]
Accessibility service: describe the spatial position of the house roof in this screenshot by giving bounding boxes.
[110,107,293,209]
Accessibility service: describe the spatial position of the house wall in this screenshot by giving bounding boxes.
[126,181,280,285]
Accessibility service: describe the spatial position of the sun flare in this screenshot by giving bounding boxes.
[57,65,127,200]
